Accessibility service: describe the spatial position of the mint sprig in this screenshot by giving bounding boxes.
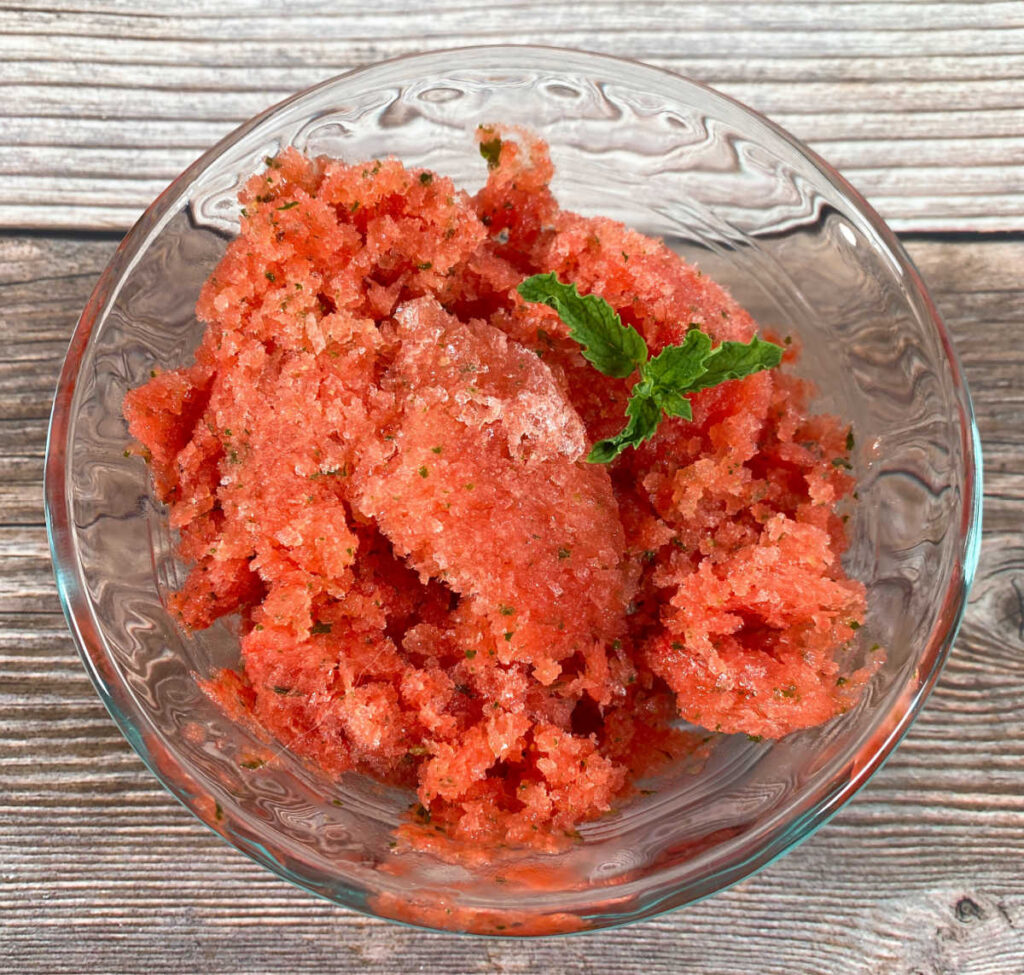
[517,274,784,463]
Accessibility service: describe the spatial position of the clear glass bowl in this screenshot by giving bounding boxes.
[45,46,982,936]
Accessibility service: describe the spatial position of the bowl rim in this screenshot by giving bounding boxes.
[44,42,983,936]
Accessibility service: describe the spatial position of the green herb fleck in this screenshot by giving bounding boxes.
[310,621,332,635]
[746,734,764,743]
[431,445,443,454]
[309,464,349,479]
[418,465,429,478]
[846,429,855,451]
[277,201,299,211]
[557,547,571,560]
[498,604,515,616]
[479,133,503,169]
[412,802,431,824]
[836,676,849,687]
[265,270,276,282]
[419,171,434,185]
[518,274,783,462]
[465,649,477,660]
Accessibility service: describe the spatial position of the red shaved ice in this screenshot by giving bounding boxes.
[123,126,872,849]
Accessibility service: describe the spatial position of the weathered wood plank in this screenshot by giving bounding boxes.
[3,2,1022,37]
[0,1,1022,232]
[0,231,1022,972]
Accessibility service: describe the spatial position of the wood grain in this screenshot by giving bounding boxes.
[1,231,1022,973]
[1,1,1023,232]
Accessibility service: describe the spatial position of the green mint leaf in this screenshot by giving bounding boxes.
[644,329,712,393]
[587,394,661,463]
[518,273,648,379]
[683,335,784,394]
[652,388,693,421]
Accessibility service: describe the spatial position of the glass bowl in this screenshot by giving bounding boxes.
[45,46,982,936]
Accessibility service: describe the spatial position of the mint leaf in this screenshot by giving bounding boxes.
[587,394,661,463]
[644,330,712,409]
[517,273,647,379]
[684,336,783,394]
[651,388,693,421]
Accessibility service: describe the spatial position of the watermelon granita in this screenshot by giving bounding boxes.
[123,126,877,849]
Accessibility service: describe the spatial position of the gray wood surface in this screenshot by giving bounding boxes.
[3,2,1024,972]
[1,1,1023,232]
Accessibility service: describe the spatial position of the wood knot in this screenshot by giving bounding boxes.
[955,896,984,923]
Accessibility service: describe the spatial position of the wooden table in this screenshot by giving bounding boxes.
[3,3,1023,972]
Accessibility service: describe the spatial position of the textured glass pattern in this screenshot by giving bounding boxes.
[45,47,981,935]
